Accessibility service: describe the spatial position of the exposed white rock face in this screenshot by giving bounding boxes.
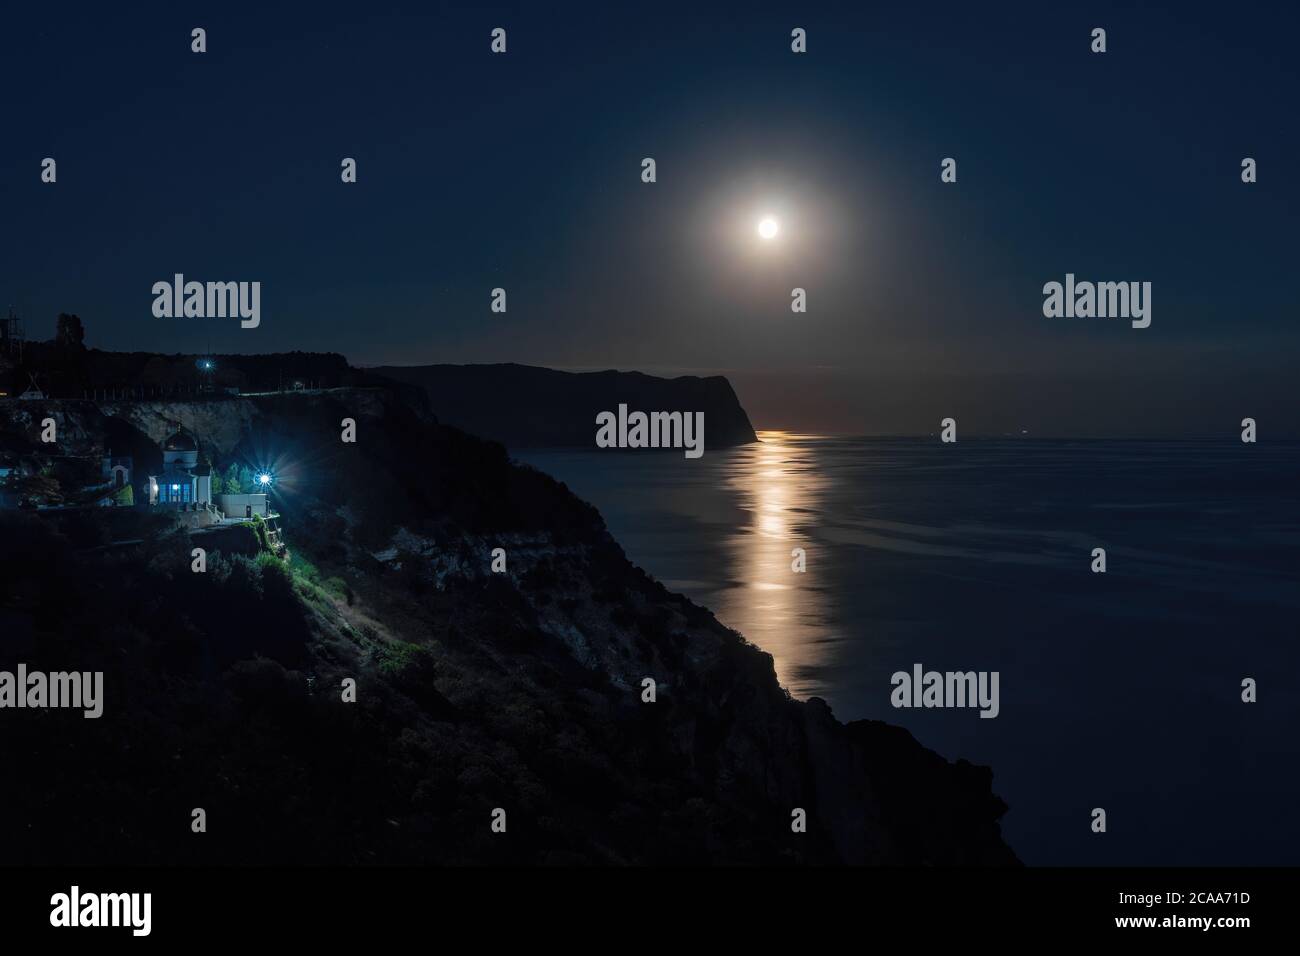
[101,399,263,455]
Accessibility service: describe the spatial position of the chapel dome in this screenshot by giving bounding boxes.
[163,431,197,453]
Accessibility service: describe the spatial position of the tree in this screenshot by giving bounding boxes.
[223,463,241,494]
[55,313,85,349]
[238,466,255,494]
[16,473,63,506]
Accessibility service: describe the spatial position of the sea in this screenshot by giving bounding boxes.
[518,434,1300,865]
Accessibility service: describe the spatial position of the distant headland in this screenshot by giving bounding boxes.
[372,363,758,451]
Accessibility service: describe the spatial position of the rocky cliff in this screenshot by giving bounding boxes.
[372,363,758,450]
[0,385,1013,865]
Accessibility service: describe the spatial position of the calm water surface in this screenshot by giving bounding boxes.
[519,435,1300,865]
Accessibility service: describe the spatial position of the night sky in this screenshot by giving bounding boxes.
[2,1,1296,435]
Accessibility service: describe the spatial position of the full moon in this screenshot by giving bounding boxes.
[757,217,779,240]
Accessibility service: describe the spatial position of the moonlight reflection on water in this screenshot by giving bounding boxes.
[722,430,837,697]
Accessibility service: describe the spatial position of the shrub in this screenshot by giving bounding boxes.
[378,641,431,680]
[256,551,293,588]
[241,514,272,552]
[322,576,353,604]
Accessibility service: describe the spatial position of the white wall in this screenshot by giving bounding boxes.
[217,493,269,516]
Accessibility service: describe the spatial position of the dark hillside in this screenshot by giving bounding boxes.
[0,386,1013,865]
